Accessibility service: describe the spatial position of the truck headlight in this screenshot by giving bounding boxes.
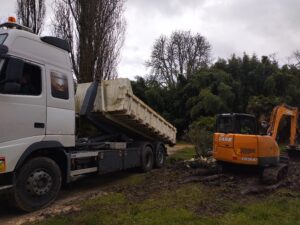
[0,157,6,172]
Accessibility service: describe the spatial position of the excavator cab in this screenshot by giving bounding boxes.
[213,113,263,166]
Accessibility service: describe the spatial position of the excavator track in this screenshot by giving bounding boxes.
[261,163,288,185]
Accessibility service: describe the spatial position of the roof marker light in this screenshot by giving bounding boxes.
[8,16,16,23]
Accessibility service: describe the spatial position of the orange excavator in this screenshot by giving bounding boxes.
[213,104,298,184]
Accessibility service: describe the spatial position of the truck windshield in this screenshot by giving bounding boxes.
[0,34,7,44]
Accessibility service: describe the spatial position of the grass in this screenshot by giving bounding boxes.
[118,173,146,186]
[32,148,300,225]
[176,140,193,145]
[170,147,196,161]
[33,187,300,225]
[219,196,300,225]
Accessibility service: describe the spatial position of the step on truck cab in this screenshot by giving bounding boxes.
[0,18,176,212]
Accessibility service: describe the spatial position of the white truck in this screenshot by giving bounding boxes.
[0,19,176,212]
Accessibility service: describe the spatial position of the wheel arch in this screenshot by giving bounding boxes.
[14,141,69,183]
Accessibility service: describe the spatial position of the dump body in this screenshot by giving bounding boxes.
[75,79,177,145]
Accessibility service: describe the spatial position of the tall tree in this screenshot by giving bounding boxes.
[293,50,300,69]
[146,31,211,88]
[52,0,126,82]
[16,0,46,34]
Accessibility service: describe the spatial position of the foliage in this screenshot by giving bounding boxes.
[187,117,214,156]
[133,50,300,142]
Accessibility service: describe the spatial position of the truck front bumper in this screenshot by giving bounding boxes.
[0,172,13,191]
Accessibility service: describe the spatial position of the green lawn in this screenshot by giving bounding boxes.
[32,147,300,225]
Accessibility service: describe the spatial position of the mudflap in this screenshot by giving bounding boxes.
[261,163,288,185]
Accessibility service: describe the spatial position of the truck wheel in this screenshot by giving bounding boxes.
[13,157,62,212]
[154,144,166,168]
[141,145,154,172]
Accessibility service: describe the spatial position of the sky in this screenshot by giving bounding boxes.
[1,0,299,79]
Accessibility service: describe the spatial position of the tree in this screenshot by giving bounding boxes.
[52,0,126,82]
[146,31,211,88]
[293,50,300,69]
[16,0,46,34]
[133,49,300,141]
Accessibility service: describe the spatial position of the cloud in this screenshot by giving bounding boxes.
[1,0,299,79]
[119,0,300,78]
[128,0,206,16]
[199,0,300,60]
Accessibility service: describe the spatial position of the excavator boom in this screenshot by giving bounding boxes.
[267,104,298,146]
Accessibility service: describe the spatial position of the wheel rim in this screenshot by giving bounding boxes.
[26,169,53,196]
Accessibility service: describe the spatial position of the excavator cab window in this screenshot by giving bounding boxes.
[235,115,257,135]
[216,116,233,133]
[216,114,257,135]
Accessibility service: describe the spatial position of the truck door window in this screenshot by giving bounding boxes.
[51,72,69,100]
[20,63,42,95]
[0,59,41,96]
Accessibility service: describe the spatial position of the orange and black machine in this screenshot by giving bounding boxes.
[213,104,298,183]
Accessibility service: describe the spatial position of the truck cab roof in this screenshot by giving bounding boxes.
[0,24,71,71]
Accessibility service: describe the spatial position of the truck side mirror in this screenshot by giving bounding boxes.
[3,82,21,94]
[0,45,8,55]
[6,57,24,83]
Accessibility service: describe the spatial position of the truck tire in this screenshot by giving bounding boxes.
[13,157,62,212]
[141,145,154,172]
[154,143,166,168]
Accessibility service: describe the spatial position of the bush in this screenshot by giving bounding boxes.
[187,117,214,157]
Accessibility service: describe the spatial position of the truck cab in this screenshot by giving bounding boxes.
[0,22,75,177]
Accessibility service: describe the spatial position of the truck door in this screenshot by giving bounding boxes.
[0,58,46,143]
[45,65,75,144]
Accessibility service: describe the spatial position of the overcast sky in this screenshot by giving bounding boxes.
[1,0,299,79]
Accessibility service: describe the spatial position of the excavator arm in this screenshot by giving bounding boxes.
[267,104,298,146]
